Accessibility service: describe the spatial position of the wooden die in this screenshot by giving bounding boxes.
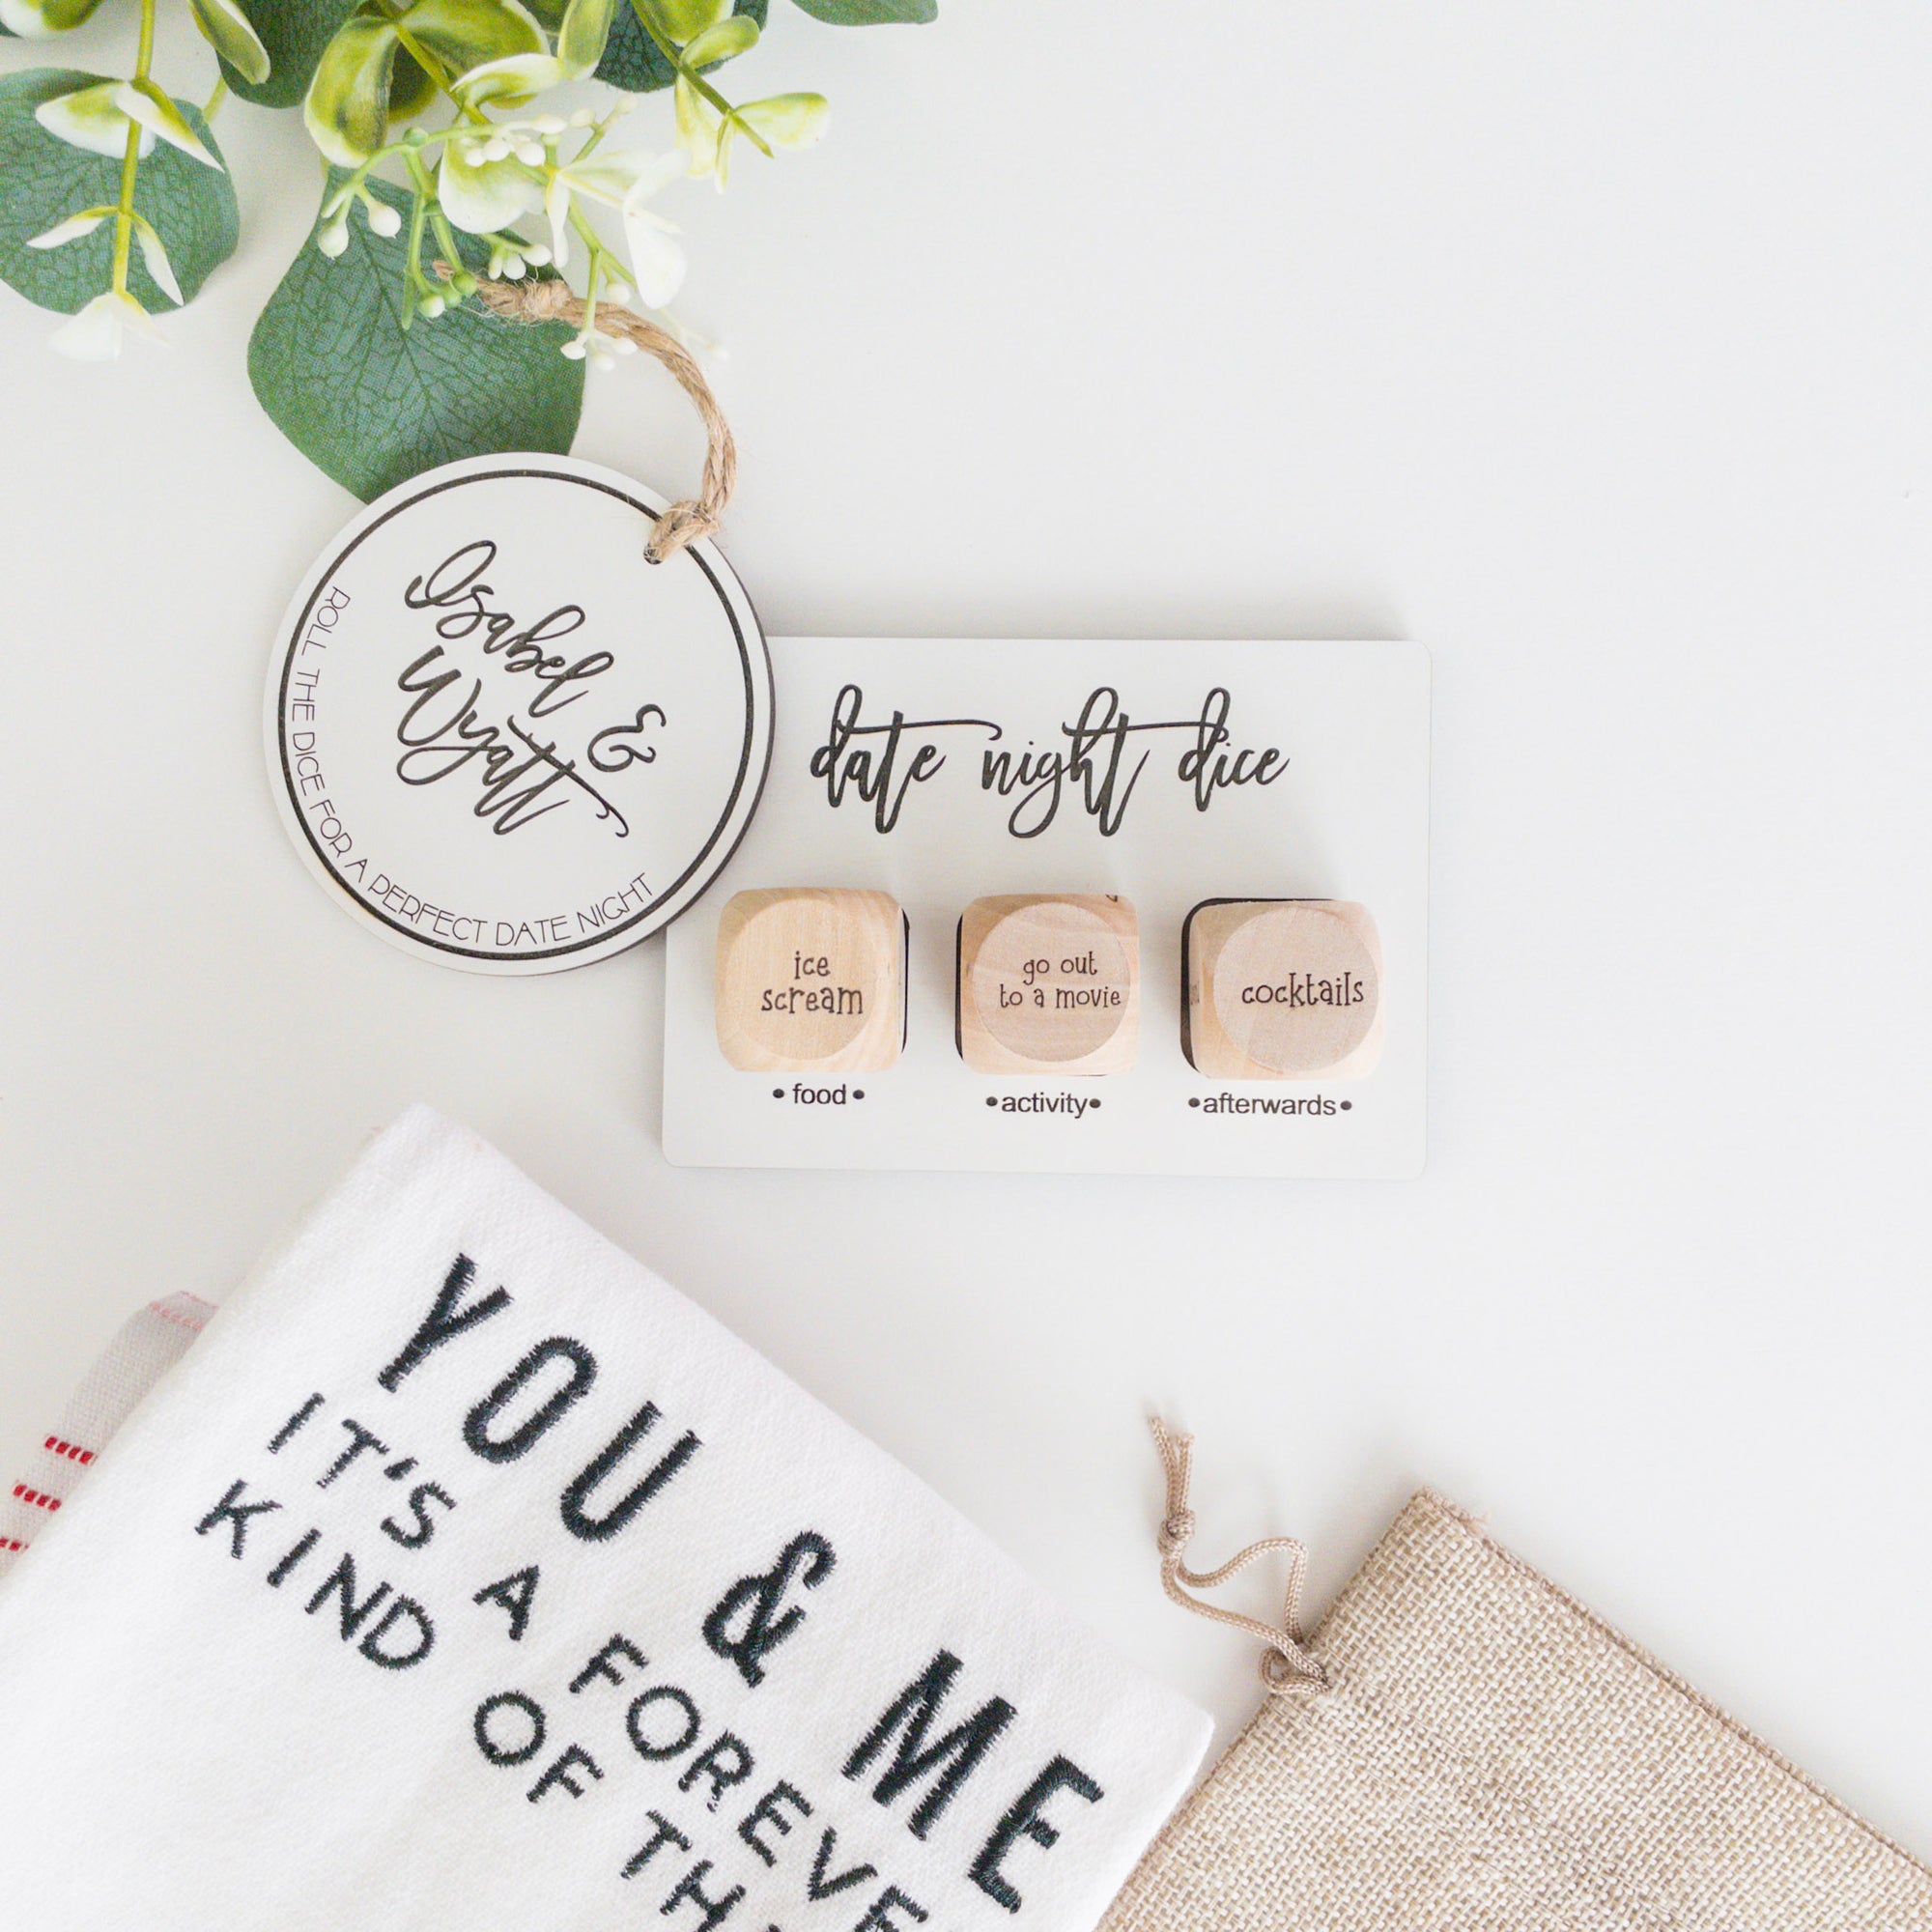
[1182,899,1383,1079]
[956,895,1139,1075]
[715,889,907,1073]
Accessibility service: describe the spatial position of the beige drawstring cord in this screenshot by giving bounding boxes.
[1151,1417,1327,1694]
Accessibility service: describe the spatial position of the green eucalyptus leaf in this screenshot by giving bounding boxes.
[650,0,725,43]
[388,45,437,119]
[788,0,931,20]
[0,0,109,34]
[556,0,616,75]
[214,0,359,108]
[302,7,400,165]
[597,0,760,90]
[121,75,223,166]
[395,0,545,83]
[188,0,271,85]
[249,171,584,501]
[450,47,561,108]
[26,206,112,246]
[681,11,753,64]
[736,90,826,147]
[0,68,238,315]
[35,77,147,158]
[127,210,184,302]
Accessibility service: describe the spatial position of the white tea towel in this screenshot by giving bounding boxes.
[0,1108,1210,1932]
[0,1290,211,1577]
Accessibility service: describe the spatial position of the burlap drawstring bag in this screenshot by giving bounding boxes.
[1103,1424,1932,1932]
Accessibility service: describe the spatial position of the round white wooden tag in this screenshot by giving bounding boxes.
[265,455,773,975]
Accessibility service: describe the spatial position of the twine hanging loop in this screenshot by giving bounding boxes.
[469,276,737,566]
[1150,1417,1327,1695]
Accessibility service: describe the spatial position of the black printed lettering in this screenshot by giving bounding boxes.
[266,1526,322,1587]
[807,1831,877,1901]
[808,683,999,835]
[560,1402,700,1542]
[317,1418,388,1488]
[679,1734,755,1810]
[622,1811,694,1879]
[358,1596,437,1669]
[628,1687,704,1762]
[968,1756,1104,1913]
[738,1782,811,1866]
[267,1392,325,1452]
[702,1531,837,1687]
[380,1482,456,1549]
[473,1565,541,1643]
[842,1652,1015,1838]
[473,1690,547,1766]
[464,1339,598,1463]
[662,1861,745,1932]
[852,1886,928,1932]
[527,1744,603,1804]
[304,1552,391,1641]
[195,1478,281,1558]
[378,1255,512,1392]
[571,1634,649,1694]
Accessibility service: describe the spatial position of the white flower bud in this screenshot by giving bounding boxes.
[317,218,350,259]
[500,254,526,279]
[522,243,552,267]
[516,140,545,165]
[483,136,513,162]
[560,337,588,359]
[533,115,566,134]
[591,349,614,371]
[604,279,634,305]
[609,334,639,355]
[418,295,446,319]
[570,107,596,128]
[366,202,403,239]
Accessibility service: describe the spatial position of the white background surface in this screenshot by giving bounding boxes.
[4,0,1931,1855]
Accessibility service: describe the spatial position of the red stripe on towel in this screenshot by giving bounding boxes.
[144,1300,208,1334]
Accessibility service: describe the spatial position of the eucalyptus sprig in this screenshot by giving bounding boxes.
[0,0,933,492]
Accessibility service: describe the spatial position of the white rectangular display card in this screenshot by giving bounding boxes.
[665,639,1430,1179]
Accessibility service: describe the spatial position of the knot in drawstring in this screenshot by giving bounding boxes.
[1149,1417,1327,1695]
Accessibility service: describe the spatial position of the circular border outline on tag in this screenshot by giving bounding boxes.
[264,454,774,976]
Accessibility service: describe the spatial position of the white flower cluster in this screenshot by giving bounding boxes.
[303,0,828,364]
[14,0,834,365]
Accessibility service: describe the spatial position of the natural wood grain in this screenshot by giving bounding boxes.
[1182,899,1383,1079]
[956,895,1139,1076]
[715,889,907,1072]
